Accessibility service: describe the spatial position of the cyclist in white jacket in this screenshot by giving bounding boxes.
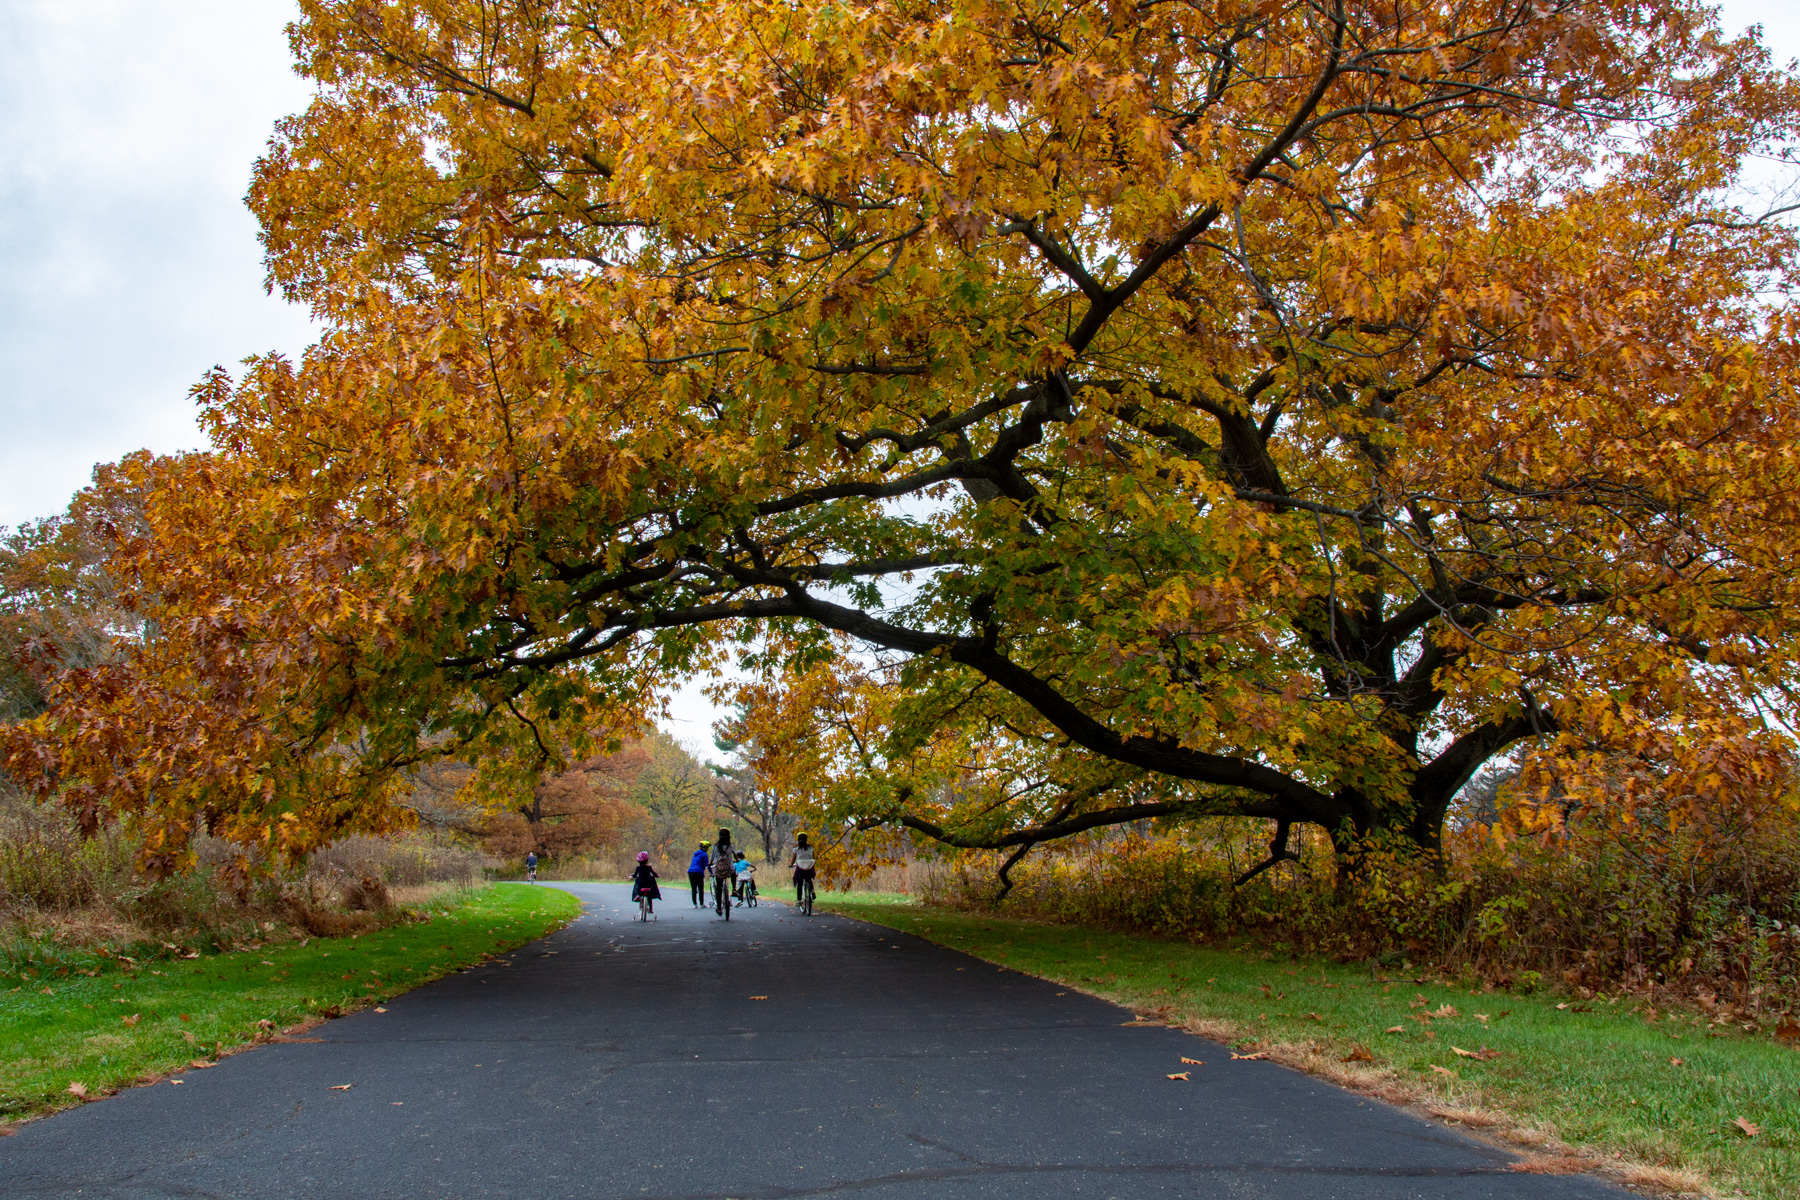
[788,833,816,904]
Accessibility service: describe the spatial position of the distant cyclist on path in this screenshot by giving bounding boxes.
[788,833,815,906]
[525,851,538,883]
[687,841,711,907]
[709,829,737,915]
[629,851,661,915]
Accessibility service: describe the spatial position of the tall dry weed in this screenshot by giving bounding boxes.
[919,804,1800,1017]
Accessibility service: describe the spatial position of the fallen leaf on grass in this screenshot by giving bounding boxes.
[1166,1072,1190,1081]
[1429,1004,1458,1019]
[1775,1021,1800,1044]
[1384,1025,1406,1034]
[1180,1057,1205,1065]
[1430,1065,1458,1077]
[329,1084,353,1091]
[1230,1052,1268,1061]
[120,1014,140,1027]
[1668,1057,1684,1067]
[1732,1117,1760,1138]
[1341,1046,1375,1063]
[66,1082,89,1099]
[178,1013,190,1022]
[1303,1012,1325,1022]
[1452,1045,1501,1061]
[1473,1013,1489,1024]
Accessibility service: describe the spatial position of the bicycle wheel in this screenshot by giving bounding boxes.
[638,894,650,922]
[746,881,757,908]
[801,877,814,916]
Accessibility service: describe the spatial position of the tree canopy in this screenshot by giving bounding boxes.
[5,0,1799,873]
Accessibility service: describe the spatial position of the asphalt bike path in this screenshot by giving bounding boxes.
[0,882,1629,1198]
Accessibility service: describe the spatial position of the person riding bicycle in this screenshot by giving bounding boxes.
[732,851,751,900]
[525,851,538,883]
[708,829,737,913]
[629,852,661,913]
[788,833,816,905]
[687,841,711,907]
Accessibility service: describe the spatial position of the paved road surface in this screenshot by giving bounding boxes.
[1,882,1626,1198]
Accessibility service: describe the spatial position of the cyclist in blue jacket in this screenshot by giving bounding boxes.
[687,841,711,907]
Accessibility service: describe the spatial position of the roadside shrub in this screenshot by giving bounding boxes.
[0,800,488,980]
[306,831,488,887]
[920,799,1800,1022]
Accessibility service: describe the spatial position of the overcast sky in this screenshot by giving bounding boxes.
[1,0,1795,743]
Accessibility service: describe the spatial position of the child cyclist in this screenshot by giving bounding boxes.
[629,852,661,914]
[732,851,754,901]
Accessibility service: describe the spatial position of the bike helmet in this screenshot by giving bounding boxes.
[637,851,649,862]
[699,840,711,848]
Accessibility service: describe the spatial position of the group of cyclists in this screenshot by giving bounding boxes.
[627,829,816,919]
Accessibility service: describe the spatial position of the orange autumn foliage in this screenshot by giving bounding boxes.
[3,0,1798,879]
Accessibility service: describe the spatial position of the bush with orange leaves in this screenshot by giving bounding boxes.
[921,782,1800,1020]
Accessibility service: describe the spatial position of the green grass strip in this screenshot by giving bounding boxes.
[821,894,1799,1200]
[0,882,579,1126]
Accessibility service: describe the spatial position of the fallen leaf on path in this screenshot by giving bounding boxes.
[374,1007,388,1013]
[1230,1052,1268,1061]
[1120,1019,1160,1026]
[66,1082,89,1099]
[1429,1065,1458,1077]
[749,996,768,1000]
[1166,1072,1190,1081]
[169,1080,183,1086]
[1180,1057,1205,1065]
[1341,1046,1374,1063]
[189,1060,212,1069]
[329,1084,353,1091]
[1452,1045,1501,1060]
[120,1014,140,1027]
[1732,1117,1760,1138]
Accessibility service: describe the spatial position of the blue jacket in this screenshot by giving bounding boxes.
[688,849,710,874]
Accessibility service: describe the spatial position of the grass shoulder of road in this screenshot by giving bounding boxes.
[0,882,580,1129]
[820,893,1798,1200]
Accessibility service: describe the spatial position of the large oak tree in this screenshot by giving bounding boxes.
[6,0,1799,871]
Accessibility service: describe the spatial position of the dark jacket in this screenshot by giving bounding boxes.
[630,863,661,900]
[687,849,710,874]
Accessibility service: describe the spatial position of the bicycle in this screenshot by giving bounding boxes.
[797,874,814,916]
[713,874,732,921]
[741,878,758,908]
[637,890,654,922]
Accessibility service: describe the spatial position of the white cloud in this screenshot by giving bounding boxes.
[0,0,316,529]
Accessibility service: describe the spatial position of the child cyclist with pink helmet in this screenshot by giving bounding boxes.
[629,852,661,917]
